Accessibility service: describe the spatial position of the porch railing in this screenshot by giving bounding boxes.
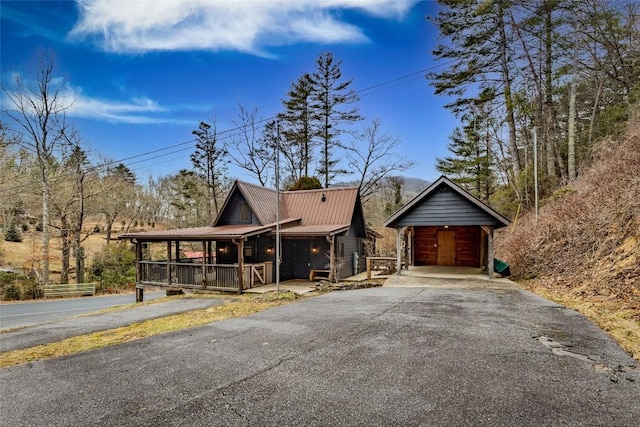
[365,257,401,279]
[138,261,272,292]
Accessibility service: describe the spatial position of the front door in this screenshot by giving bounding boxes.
[280,240,311,280]
[437,230,456,266]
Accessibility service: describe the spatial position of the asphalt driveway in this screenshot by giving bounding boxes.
[1,280,638,426]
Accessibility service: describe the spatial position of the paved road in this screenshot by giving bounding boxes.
[0,291,166,330]
[0,297,231,352]
[1,282,638,426]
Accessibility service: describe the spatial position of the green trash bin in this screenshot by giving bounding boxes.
[494,258,511,277]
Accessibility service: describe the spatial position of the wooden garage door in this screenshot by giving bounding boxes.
[414,226,480,267]
[414,227,437,265]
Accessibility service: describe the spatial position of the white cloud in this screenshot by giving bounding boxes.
[2,72,197,125]
[62,85,171,124]
[69,0,418,54]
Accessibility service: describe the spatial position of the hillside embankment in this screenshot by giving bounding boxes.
[497,111,640,360]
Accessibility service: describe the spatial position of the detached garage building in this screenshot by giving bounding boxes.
[384,176,511,278]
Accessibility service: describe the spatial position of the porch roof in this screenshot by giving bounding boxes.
[120,218,352,241]
[120,224,273,241]
[278,224,351,237]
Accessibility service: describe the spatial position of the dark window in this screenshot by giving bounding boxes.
[339,243,345,259]
[240,203,251,221]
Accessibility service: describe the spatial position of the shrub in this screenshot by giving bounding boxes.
[4,223,22,242]
[21,223,29,232]
[2,283,21,300]
[90,242,136,293]
[288,176,322,191]
[0,271,40,301]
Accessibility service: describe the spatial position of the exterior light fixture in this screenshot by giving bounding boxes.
[218,246,226,254]
[444,225,449,229]
[311,246,318,254]
[321,193,326,202]
[266,246,273,254]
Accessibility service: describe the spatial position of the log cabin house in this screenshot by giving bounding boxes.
[384,176,511,278]
[121,180,370,301]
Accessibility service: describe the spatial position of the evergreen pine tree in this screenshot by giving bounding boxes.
[308,52,362,188]
[4,223,22,242]
[436,116,494,202]
[280,73,318,179]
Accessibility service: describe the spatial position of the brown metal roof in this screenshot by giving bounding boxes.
[282,187,359,226]
[278,224,351,237]
[123,182,363,241]
[120,224,272,241]
[235,181,281,225]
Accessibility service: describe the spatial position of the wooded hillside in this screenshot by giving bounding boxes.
[497,109,639,357]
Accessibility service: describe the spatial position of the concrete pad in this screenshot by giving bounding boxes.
[243,280,316,295]
[384,271,519,290]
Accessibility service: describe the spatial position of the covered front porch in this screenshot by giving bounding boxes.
[123,224,278,302]
[137,257,273,294]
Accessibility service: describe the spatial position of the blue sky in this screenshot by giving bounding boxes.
[1,0,457,184]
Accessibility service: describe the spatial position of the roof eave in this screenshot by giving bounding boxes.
[278,225,351,237]
[119,226,274,242]
[383,176,512,228]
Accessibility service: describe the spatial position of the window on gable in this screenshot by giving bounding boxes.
[240,203,251,222]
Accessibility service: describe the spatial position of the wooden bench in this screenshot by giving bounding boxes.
[44,283,96,298]
[309,269,331,281]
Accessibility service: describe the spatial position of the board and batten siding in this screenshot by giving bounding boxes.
[393,186,501,227]
[336,235,360,279]
[216,191,261,226]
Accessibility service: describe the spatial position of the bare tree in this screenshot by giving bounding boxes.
[1,51,72,285]
[227,104,274,186]
[347,119,414,203]
[98,163,136,243]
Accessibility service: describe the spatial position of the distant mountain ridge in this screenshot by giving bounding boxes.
[333,176,431,198]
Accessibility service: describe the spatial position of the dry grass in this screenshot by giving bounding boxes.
[0,231,108,280]
[521,279,640,362]
[0,292,300,369]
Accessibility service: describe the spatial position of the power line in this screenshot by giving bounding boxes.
[1,61,455,196]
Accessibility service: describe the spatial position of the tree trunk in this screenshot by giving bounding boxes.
[60,218,71,284]
[498,4,521,179]
[75,243,85,284]
[105,218,114,244]
[567,45,578,181]
[41,166,51,286]
[544,1,556,178]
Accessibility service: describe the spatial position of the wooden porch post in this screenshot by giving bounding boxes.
[481,226,494,279]
[201,241,207,288]
[167,241,172,286]
[403,227,411,271]
[234,239,244,294]
[395,228,401,274]
[479,227,486,271]
[326,235,335,283]
[135,241,143,303]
